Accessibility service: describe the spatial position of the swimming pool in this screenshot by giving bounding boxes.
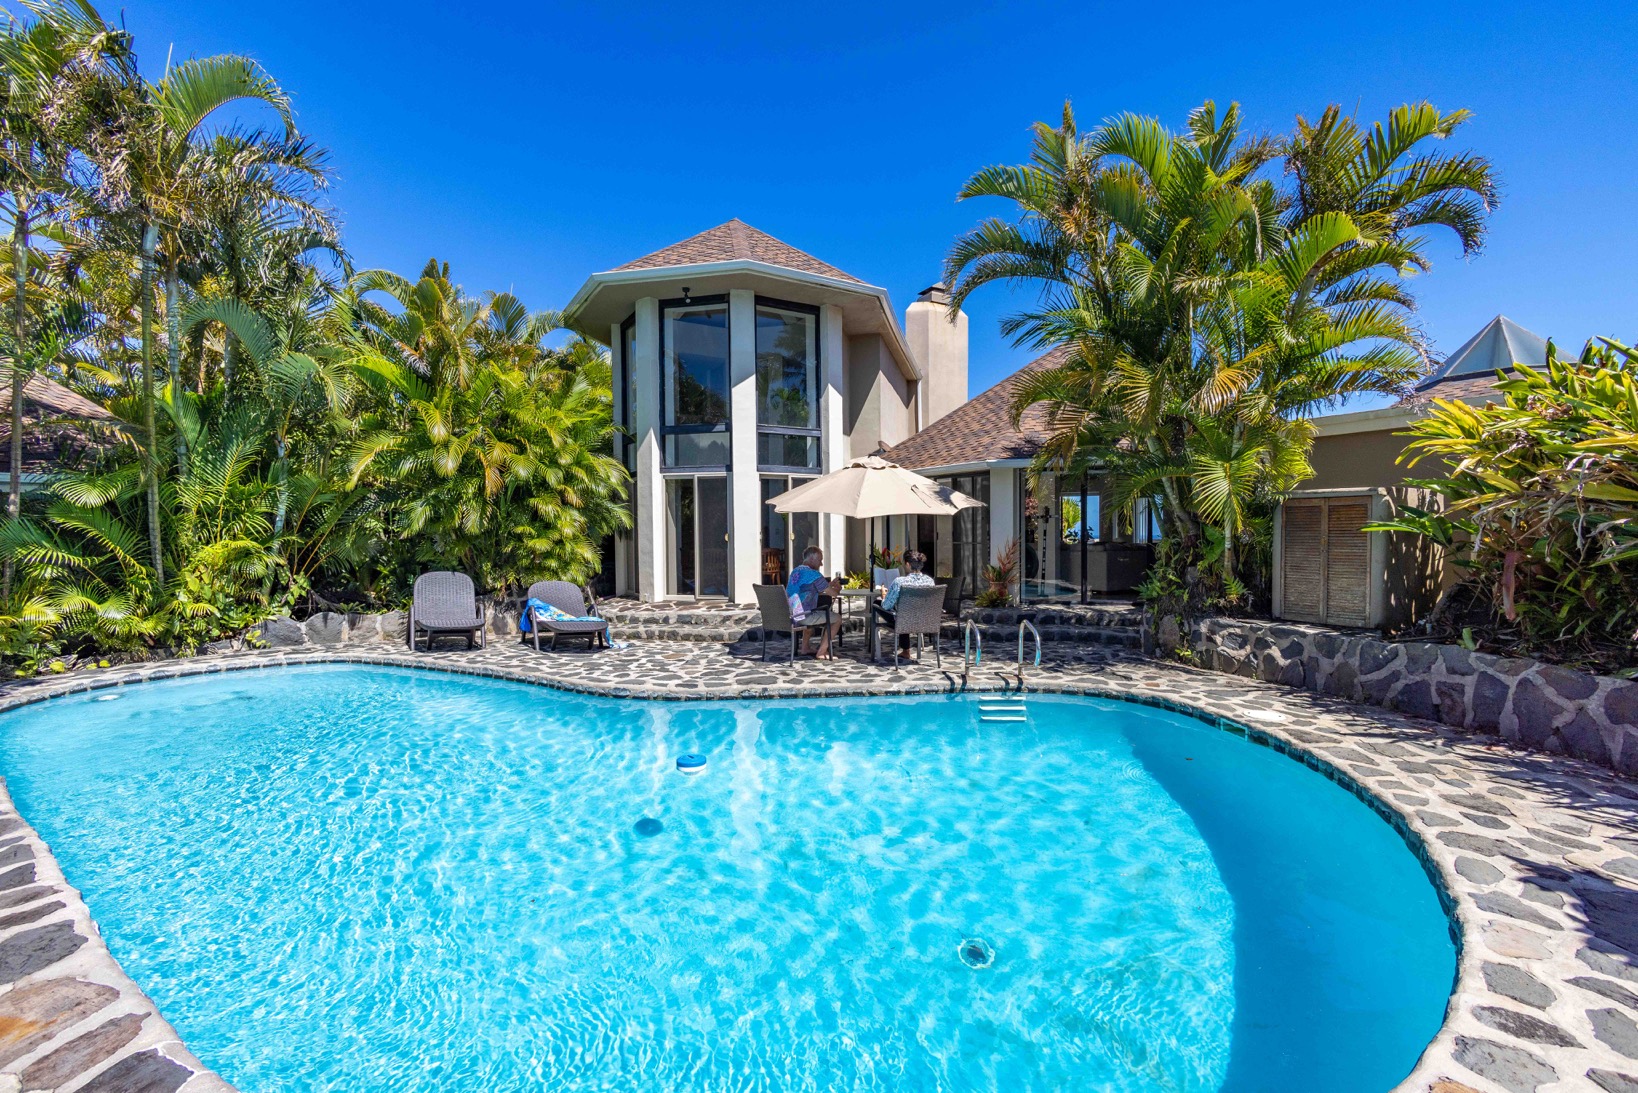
[0,665,1454,1091]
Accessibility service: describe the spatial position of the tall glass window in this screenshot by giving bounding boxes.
[755,300,821,472]
[619,316,636,473]
[662,298,730,467]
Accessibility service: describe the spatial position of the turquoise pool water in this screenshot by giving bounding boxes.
[0,666,1452,1091]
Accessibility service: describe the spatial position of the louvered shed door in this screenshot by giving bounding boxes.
[1324,502,1371,627]
[1281,497,1372,626]
[1281,502,1325,622]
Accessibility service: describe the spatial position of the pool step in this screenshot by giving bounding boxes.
[977,697,1028,724]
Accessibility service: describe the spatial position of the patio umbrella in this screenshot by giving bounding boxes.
[764,455,984,564]
[766,456,984,519]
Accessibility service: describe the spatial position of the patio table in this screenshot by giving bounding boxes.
[837,587,879,660]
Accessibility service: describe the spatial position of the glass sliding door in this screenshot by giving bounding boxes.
[696,477,729,598]
[666,475,730,599]
[759,475,816,586]
[942,473,990,600]
[665,479,697,598]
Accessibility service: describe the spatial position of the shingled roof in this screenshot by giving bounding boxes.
[614,219,862,284]
[882,346,1069,470]
[0,370,116,475]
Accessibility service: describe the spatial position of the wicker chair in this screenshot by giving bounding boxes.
[409,571,486,652]
[941,574,968,617]
[752,584,834,662]
[524,580,608,652]
[877,584,946,667]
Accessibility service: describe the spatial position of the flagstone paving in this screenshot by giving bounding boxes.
[0,636,1635,1091]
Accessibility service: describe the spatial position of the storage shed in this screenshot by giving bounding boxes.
[1273,488,1443,631]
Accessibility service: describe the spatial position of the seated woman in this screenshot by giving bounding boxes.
[785,545,843,657]
[873,550,935,649]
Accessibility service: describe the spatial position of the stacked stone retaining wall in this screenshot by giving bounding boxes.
[1193,616,1638,775]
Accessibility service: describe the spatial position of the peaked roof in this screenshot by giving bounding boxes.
[613,219,862,284]
[1417,315,1548,389]
[882,346,1069,470]
[1397,315,1549,407]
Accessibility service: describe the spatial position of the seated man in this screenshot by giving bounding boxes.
[785,545,843,658]
[874,550,935,650]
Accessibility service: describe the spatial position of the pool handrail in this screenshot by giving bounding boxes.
[962,618,982,678]
[1017,619,1042,680]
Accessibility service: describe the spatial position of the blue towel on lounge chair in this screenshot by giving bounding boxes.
[519,598,607,636]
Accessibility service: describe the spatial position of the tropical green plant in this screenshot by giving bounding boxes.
[946,100,1497,620]
[0,0,131,582]
[0,4,641,674]
[342,261,629,593]
[1366,339,1638,670]
[0,408,297,657]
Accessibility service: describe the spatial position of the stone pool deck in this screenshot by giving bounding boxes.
[0,638,1637,1091]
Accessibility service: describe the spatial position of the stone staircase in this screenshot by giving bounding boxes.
[597,597,1142,648]
[943,604,1144,648]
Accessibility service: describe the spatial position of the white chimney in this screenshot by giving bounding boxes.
[905,283,968,429]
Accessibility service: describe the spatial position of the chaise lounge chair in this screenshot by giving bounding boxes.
[524,580,609,651]
[409,571,487,651]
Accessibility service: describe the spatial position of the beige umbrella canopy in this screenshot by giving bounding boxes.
[765,455,984,518]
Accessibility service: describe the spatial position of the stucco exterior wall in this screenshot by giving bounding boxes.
[905,292,969,428]
[1307,427,1416,490]
[844,333,913,458]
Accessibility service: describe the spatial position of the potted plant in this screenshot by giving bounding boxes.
[976,538,1019,608]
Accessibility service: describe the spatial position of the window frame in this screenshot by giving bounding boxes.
[660,294,732,470]
[753,296,823,474]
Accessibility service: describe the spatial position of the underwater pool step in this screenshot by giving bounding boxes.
[977,695,1028,723]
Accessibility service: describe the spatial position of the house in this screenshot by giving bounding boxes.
[1272,315,1548,630]
[0,369,115,495]
[564,220,967,602]
[876,345,1153,603]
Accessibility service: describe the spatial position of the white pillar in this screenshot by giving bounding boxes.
[633,297,664,601]
[728,289,760,603]
[820,304,846,568]
[611,321,631,596]
[989,467,1017,596]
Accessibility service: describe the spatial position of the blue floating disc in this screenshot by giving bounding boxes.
[676,753,707,774]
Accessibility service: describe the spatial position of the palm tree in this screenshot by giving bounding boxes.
[342,263,628,591]
[92,50,296,583]
[948,100,1497,594]
[185,128,339,395]
[0,0,132,594]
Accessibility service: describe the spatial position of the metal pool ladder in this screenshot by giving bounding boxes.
[962,618,983,679]
[1017,619,1042,681]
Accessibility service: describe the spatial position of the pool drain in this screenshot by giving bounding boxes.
[958,938,995,969]
[633,817,664,838]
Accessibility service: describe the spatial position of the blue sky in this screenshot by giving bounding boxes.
[135,0,1637,407]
